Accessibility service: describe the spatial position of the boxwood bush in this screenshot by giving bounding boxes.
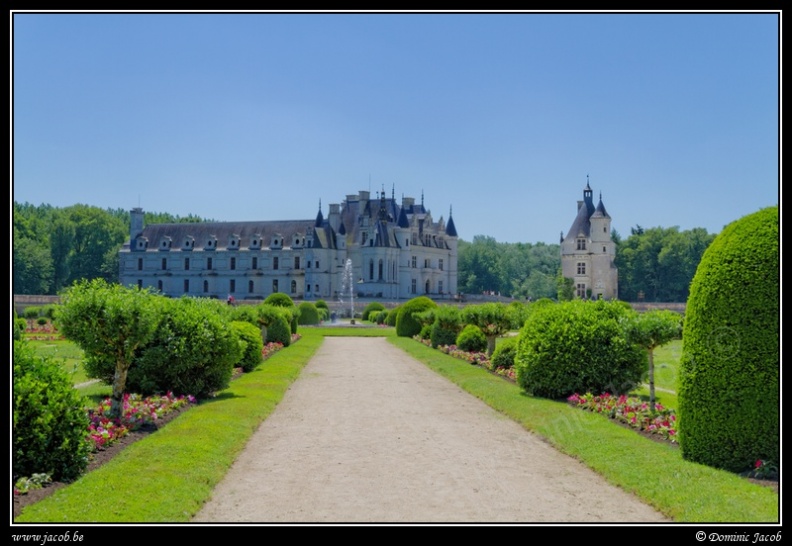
[395,297,437,337]
[231,320,264,372]
[124,298,242,398]
[678,206,779,473]
[515,300,646,399]
[491,336,519,370]
[385,305,400,327]
[456,324,487,353]
[430,305,462,348]
[297,302,320,325]
[362,302,386,322]
[13,340,91,482]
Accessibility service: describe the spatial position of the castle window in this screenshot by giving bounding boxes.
[576,283,586,298]
[378,259,383,280]
[157,280,163,292]
[184,258,190,271]
[369,259,374,280]
[411,279,417,294]
[207,257,213,270]
[411,256,417,268]
[577,262,586,275]
[184,279,189,293]
[252,257,258,270]
[603,246,607,253]
[412,233,417,245]
[315,261,319,269]
[576,238,586,251]
[161,258,167,270]
[291,280,297,294]
[439,259,444,271]
[230,257,236,270]
[315,284,319,293]
[273,257,279,270]
[307,260,311,268]
[230,279,236,293]
[438,280,443,294]
[137,279,142,289]
[138,258,143,271]
[424,258,430,268]
[249,280,254,294]
[203,280,208,293]
[294,257,301,270]
[273,279,279,293]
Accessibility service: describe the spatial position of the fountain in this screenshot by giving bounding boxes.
[339,258,355,324]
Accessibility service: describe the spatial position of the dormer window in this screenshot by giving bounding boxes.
[135,236,149,251]
[205,236,217,250]
[160,237,172,251]
[270,235,283,249]
[250,235,262,249]
[292,234,304,248]
[229,234,240,249]
[576,238,586,251]
[182,236,194,251]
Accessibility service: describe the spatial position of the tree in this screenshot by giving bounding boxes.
[64,205,127,286]
[556,270,574,301]
[461,302,512,357]
[13,231,53,295]
[626,310,683,411]
[57,279,162,418]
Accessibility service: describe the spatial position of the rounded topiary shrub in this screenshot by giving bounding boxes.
[395,297,438,337]
[491,336,518,370]
[456,324,487,353]
[362,302,386,322]
[297,302,320,325]
[372,310,388,325]
[13,340,91,481]
[264,293,296,308]
[231,320,264,372]
[430,305,462,348]
[515,300,646,399]
[254,304,293,347]
[678,206,779,473]
[315,299,329,312]
[385,306,400,327]
[126,298,242,398]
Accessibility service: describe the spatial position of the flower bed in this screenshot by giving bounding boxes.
[413,336,516,381]
[88,392,197,451]
[567,392,678,443]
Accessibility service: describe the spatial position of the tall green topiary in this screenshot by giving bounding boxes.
[231,320,264,372]
[13,340,91,481]
[678,206,779,473]
[395,296,438,337]
[297,302,320,325]
[515,300,646,399]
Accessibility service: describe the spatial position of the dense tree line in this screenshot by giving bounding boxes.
[457,236,561,300]
[12,202,209,295]
[614,226,716,302]
[13,201,714,302]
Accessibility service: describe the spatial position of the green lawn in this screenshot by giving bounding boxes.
[15,331,778,523]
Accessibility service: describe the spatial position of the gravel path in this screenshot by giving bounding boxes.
[193,337,670,523]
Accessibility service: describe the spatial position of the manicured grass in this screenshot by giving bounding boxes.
[389,336,778,523]
[16,331,777,523]
[15,330,324,523]
[30,339,90,385]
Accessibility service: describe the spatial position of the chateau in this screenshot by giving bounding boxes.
[118,189,459,301]
[560,179,618,299]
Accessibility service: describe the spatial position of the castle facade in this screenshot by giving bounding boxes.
[118,189,458,302]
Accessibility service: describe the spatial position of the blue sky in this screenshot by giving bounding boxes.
[12,11,779,244]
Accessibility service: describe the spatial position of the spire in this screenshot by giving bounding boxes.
[315,199,324,227]
[421,190,424,208]
[445,204,457,237]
